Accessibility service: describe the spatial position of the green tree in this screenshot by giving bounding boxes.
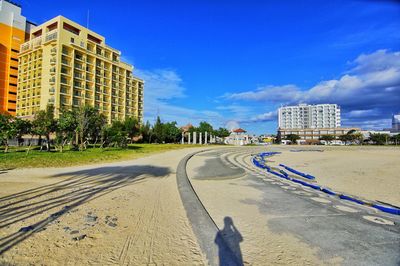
[163,121,181,143]
[76,106,100,150]
[152,116,165,143]
[285,134,300,144]
[14,118,32,146]
[124,117,140,143]
[197,121,214,143]
[139,121,152,143]
[56,109,78,152]
[351,132,364,144]
[87,112,107,146]
[390,134,400,145]
[214,127,230,138]
[32,104,57,151]
[319,134,335,144]
[0,113,17,152]
[275,132,282,144]
[106,120,128,148]
[369,133,389,145]
[339,134,351,145]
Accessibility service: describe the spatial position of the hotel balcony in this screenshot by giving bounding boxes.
[44,29,58,43]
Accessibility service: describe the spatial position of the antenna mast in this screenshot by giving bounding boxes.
[87,10,90,29]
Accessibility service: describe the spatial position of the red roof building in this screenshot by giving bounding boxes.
[232,128,246,133]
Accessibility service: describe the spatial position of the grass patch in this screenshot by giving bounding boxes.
[0,144,199,169]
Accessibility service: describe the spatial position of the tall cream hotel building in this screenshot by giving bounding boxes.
[17,16,144,123]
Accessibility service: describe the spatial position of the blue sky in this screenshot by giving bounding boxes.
[19,0,400,134]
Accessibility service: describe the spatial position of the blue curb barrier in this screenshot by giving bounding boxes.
[339,194,365,205]
[252,153,400,216]
[321,188,336,196]
[372,204,400,215]
[279,164,315,180]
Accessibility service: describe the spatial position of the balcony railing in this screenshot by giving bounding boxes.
[45,30,58,43]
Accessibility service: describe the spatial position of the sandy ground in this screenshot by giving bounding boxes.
[269,146,400,206]
[187,150,327,265]
[0,148,207,265]
[186,147,400,265]
[1,145,398,265]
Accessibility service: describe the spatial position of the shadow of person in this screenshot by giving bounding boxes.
[214,216,244,266]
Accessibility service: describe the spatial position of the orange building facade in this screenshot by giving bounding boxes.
[0,0,34,115]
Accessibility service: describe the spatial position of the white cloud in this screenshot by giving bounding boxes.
[222,49,400,129]
[225,85,300,103]
[134,68,226,127]
[225,120,240,131]
[133,50,399,132]
[347,109,378,118]
[135,69,186,100]
[249,111,277,122]
[350,49,400,74]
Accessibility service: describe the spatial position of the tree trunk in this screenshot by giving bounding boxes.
[26,143,32,155]
[46,134,51,151]
[59,139,68,153]
[39,136,43,152]
[38,136,43,151]
[75,130,79,147]
[4,141,9,153]
[79,131,84,151]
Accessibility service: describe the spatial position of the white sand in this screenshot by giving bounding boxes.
[270,146,400,206]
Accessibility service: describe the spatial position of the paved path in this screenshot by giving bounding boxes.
[184,147,400,265]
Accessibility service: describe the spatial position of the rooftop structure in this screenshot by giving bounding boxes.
[232,128,246,133]
[17,16,143,123]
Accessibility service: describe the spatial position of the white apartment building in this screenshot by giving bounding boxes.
[392,114,400,132]
[278,103,341,129]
